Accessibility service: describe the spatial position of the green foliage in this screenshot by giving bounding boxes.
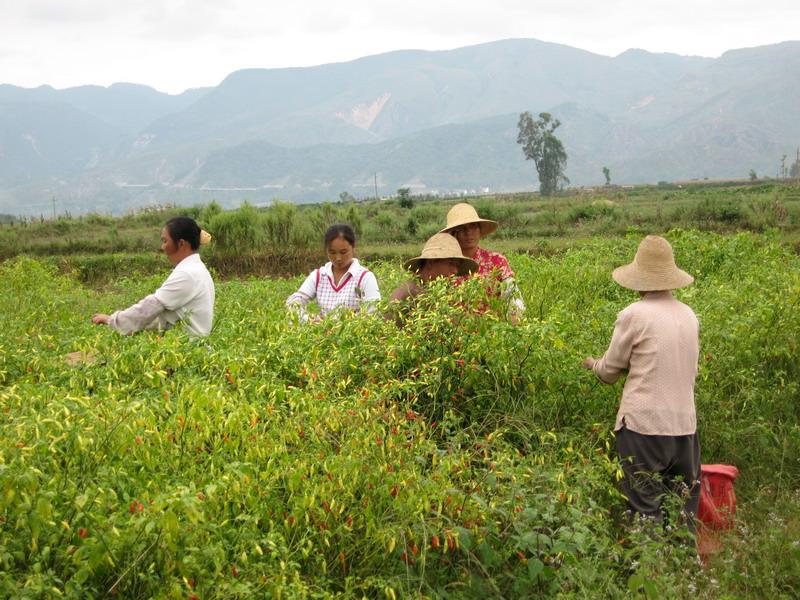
[517,112,569,196]
[3,184,800,270]
[311,203,341,234]
[345,204,363,239]
[263,201,303,248]
[0,232,797,597]
[207,202,264,253]
[200,200,223,226]
[397,188,414,209]
[691,198,742,224]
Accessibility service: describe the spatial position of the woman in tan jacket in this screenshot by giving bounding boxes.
[582,235,701,531]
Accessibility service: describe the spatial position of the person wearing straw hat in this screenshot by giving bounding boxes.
[92,216,215,337]
[581,235,700,530]
[440,202,525,322]
[386,233,478,318]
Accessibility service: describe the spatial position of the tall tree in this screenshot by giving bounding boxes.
[602,166,611,186]
[516,112,569,196]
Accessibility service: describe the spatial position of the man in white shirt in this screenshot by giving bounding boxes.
[92,217,215,338]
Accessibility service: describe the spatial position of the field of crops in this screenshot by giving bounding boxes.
[1,230,799,598]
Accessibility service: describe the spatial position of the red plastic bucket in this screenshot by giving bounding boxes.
[697,464,739,559]
[698,464,739,529]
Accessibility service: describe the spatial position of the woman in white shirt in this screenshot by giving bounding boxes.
[286,224,380,323]
[92,217,215,337]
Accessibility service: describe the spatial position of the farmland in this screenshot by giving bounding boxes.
[1,184,799,598]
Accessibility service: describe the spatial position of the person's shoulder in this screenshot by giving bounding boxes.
[176,253,206,272]
[674,298,699,320]
[617,299,650,324]
[618,301,639,317]
[348,258,371,275]
[180,255,215,282]
[480,247,510,265]
[390,280,420,302]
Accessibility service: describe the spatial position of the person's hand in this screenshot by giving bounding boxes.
[581,357,595,370]
[92,313,110,325]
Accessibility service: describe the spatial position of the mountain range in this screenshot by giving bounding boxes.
[1,38,799,215]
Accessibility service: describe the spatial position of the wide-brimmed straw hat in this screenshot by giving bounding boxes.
[612,235,694,291]
[440,203,498,236]
[200,230,213,246]
[403,233,478,276]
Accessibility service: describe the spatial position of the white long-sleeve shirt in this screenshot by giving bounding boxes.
[108,253,215,337]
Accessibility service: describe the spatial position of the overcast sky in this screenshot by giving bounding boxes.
[2,0,798,95]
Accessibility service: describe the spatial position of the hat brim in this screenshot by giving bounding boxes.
[440,218,498,237]
[611,263,694,291]
[403,256,478,277]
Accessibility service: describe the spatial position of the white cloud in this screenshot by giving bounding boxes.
[22,0,120,23]
[0,0,798,93]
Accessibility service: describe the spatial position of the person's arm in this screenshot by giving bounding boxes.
[501,276,525,324]
[583,310,636,384]
[357,271,381,314]
[486,254,524,323]
[384,280,421,325]
[286,270,318,323]
[388,280,420,303]
[94,294,166,335]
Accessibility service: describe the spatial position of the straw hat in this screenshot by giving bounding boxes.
[612,235,694,291]
[440,203,498,236]
[200,230,213,246]
[403,233,478,276]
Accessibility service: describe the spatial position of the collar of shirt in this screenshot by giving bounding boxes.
[640,290,674,301]
[174,253,202,271]
[318,258,363,279]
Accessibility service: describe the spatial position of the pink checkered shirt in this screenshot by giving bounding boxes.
[286,258,380,321]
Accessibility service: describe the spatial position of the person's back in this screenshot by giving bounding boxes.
[154,253,215,337]
[605,291,699,436]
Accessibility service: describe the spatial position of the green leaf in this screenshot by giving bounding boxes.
[628,573,645,593]
[527,558,544,579]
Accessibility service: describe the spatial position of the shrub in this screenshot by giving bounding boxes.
[208,202,264,253]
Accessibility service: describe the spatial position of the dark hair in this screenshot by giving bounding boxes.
[324,223,356,248]
[165,216,201,250]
